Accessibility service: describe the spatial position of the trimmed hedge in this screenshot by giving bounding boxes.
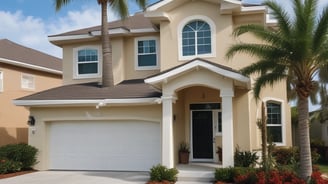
[0,143,38,170]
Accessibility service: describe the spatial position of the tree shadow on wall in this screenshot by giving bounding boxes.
[0,127,28,146]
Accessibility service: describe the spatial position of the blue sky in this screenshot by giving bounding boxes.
[0,0,327,58]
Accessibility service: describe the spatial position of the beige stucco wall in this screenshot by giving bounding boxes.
[29,105,161,170]
[62,35,160,85]
[0,63,61,146]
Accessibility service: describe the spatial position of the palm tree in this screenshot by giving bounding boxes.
[226,0,328,179]
[54,0,147,87]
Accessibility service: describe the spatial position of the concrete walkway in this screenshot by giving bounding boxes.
[0,171,149,184]
[0,171,214,184]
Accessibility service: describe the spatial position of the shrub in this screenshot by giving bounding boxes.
[148,164,178,183]
[0,158,22,174]
[215,167,235,183]
[272,147,298,165]
[234,147,259,167]
[0,143,38,170]
[272,147,321,166]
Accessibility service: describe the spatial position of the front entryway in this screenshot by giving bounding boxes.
[190,103,221,162]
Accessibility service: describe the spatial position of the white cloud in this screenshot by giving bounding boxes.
[0,5,118,58]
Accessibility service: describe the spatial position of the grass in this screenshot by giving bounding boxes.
[316,163,328,174]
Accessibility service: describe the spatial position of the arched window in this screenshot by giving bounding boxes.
[182,20,212,56]
[178,16,216,60]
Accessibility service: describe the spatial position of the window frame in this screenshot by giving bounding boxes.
[134,36,160,70]
[73,46,102,79]
[178,15,216,61]
[0,71,3,92]
[264,98,286,146]
[21,73,35,90]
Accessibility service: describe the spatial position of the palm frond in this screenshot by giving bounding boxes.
[135,0,147,11]
[54,0,73,11]
[264,0,292,37]
[313,7,328,53]
[110,0,129,19]
[253,72,287,99]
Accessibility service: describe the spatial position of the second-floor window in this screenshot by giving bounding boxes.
[135,37,159,70]
[178,16,216,60]
[21,73,35,90]
[74,46,101,78]
[182,20,211,56]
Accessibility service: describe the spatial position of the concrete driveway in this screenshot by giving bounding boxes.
[0,171,149,184]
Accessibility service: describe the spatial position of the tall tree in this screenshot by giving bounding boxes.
[226,0,328,179]
[54,0,147,87]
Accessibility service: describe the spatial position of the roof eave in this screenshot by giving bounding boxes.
[13,98,161,107]
[0,57,62,75]
[48,27,158,45]
[145,59,251,89]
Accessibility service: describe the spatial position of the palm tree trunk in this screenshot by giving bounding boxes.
[298,96,312,179]
[261,102,268,172]
[100,1,114,87]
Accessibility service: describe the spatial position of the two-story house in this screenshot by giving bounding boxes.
[14,0,291,172]
[0,39,62,146]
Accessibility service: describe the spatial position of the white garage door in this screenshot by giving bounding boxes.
[49,121,160,171]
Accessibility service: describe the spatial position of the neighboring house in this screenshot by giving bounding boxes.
[310,110,328,146]
[0,39,62,146]
[14,0,292,171]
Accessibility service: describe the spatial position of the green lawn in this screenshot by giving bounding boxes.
[316,164,328,174]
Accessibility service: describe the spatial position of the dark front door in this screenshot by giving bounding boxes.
[192,110,213,160]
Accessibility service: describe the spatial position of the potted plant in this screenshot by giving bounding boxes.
[178,142,190,164]
[216,146,222,162]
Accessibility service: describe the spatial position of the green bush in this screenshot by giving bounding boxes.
[215,167,235,182]
[149,164,178,182]
[234,147,259,167]
[0,143,38,170]
[272,147,321,165]
[272,147,298,165]
[0,158,22,174]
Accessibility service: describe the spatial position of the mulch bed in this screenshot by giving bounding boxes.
[0,170,37,179]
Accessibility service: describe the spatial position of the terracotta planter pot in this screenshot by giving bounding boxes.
[179,151,190,164]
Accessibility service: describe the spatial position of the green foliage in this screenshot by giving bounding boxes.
[272,147,298,165]
[272,147,321,166]
[178,142,189,153]
[0,158,22,174]
[215,167,235,183]
[0,143,38,170]
[234,147,259,167]
[149,164,178,182]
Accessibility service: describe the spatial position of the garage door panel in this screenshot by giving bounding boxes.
[49,121,160,171]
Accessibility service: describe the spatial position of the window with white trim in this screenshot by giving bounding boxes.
[21,74,35,90]
[178,16,216,60]
[266,102,283,143]
[182,20,211,56]
[0,71,3,92]
[74,46,101,78]
[135,37,159,70]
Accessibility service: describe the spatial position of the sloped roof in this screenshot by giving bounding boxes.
[145,58,250,89]
[49,13,156,38]
[0,39,62,74]
[15,79,161,101]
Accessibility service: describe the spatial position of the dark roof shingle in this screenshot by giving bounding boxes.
[0,39,62,72]
[16,79,161,101]
[49,13,155,37]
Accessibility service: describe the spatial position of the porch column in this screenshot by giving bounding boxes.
[221,89,234,167]
[161,95,175,168]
